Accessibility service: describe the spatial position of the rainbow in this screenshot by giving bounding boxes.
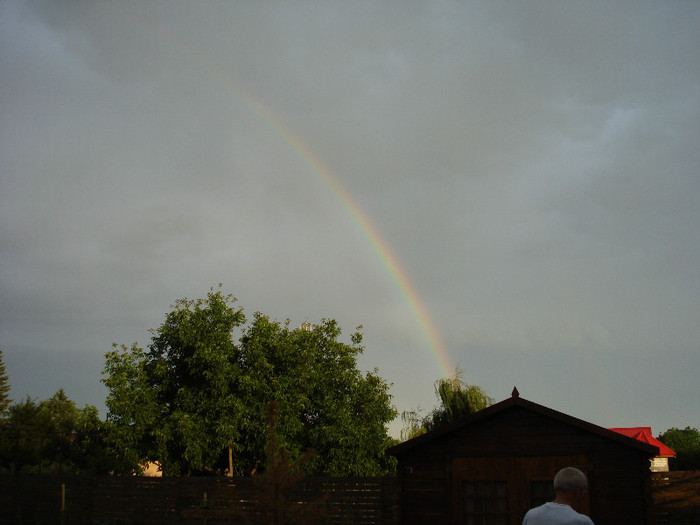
[239,89,454,379]
[153,23,454,378]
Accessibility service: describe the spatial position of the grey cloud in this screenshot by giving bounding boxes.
[1,0,698,436]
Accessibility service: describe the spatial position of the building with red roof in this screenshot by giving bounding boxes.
[609,427,676,471]
[388,390,660,524]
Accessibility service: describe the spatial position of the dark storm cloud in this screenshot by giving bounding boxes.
[1,1,698,436]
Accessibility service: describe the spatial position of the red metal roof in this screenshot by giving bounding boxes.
[608,427,676,457]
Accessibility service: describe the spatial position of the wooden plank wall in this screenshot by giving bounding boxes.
[0,475,398,524]
[393,408,657,525]
[1,473,698,524]
[397,454,450,525]
[652,471,700,525]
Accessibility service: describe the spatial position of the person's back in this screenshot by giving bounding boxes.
[522,501,593,525]
[522,467,594,525]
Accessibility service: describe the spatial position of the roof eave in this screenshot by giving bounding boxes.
[387,395,659,457]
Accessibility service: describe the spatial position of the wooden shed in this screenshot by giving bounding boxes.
[387,389,659,525]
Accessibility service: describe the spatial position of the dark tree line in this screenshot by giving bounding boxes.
[0,290,400,477]
[0,347,11,415]
[5,294,695,478]
[0,389,116,474]
[0,348,116,473]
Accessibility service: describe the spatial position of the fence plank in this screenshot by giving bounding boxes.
[3,473,697,524]
[0,474,398,524]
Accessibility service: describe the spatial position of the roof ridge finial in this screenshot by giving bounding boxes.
[512,386,520,398]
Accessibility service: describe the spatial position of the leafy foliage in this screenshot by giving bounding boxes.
[102,343,162,474]
[237,313,397,476]
[658,426,700,471]
[102,288,397,476]
[0,390,112,474]
[400,409,427,442]
[104,289,245,475]
[401,367,492,440]
[0,347,12,417]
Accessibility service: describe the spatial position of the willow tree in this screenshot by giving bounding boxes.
[401,367,492,440]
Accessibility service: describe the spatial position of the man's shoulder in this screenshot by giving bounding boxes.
[523,502,547,516]
[574,514,594,525]
[522,503,549,523]
[522,502,594,524]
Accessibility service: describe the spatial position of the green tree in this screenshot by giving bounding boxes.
[401,367,492,440]
[658,426,700,471]
[102,288,397,476]
[0,347,12,417]
[0,390,111,474]
[102,342,161,474]
[103,289,245,475]
[237,313,397,476]
[0,397,43,472]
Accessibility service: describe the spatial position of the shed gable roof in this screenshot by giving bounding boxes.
[388,391,659,457]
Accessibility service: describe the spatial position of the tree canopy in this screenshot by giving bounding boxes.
[658,426,700,471]
[401,367,492,441]
[102,288,397,476]
[0,390,110,474]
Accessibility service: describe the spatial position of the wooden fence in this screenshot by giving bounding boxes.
[1,472,698,524]
[652,471,700,525]
[0,475,398,524]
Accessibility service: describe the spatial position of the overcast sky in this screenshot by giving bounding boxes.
[1,1,698,439]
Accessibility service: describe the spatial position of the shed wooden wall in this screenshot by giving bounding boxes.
[394,405,653,525]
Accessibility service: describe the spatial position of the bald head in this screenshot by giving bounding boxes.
[553,467,588,495]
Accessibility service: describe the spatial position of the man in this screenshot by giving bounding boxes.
[522,467,594,524]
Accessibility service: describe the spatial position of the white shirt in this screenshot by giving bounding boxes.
[522,502,594,525]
